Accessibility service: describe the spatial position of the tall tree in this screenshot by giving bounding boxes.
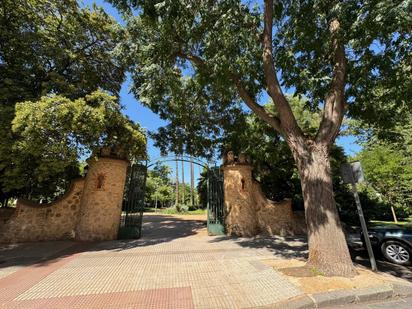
[190,159,195,207]
[175,157,179,205]
[8,91,146,200]
[224,96,350,206]
[146,163,174,209]
[109,0,411,276]
[181,160,185,204]
[354,110,412,218]
[0,0,124,199]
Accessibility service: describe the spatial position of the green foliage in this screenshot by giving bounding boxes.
[196,169,207,209]
[146,162,199,210]
[176,183,198,207]
[159,205,206,215]
[223,96,321,202]
[223,97,354,211]
[343,109,412,222]
[356,144,412,217]
[175,203,189,213]
[0,0,124,103]
[107,0,411,156]
[0,0,126,200]
[274,0,412,117]
[107,1,411,228]
[145,164,174,208]
[109,0,259,157]
[3,91,146,201]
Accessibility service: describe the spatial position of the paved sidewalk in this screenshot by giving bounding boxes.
[0,213,307,309]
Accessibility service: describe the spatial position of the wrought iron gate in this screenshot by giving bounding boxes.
[207,167,225,235]
[118,162,147,239]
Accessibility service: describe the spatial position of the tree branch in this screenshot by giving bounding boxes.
[232,76,282,132]
[175,51,282,133]
[263,0,301,137]
[175,51,204,67]
[316,19,346,145]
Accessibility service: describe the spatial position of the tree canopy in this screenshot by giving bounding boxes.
[5,91,146,201]
[223,96,351,203]
[145,163,174,208]
[0,0,127,200]
[354,110,412,217]
[109,0,411,156]
[0,0,124,103]
[107,0,411,276]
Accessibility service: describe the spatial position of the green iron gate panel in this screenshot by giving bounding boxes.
[207,167,225,235]
[118,162,147,239]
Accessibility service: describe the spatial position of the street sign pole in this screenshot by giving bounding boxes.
[341,162,377,272]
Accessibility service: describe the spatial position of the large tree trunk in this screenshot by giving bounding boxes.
[294,143,357,277]
[181,160,185,204]
[190,159,194,207]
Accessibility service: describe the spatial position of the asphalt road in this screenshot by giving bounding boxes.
[347,232,412,282]
[333,233,412,308]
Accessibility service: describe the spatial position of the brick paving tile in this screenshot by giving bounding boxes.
[0,214,305,309]
[0,243,89,304]
[2,287,194,309]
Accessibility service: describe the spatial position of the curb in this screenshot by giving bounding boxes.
[259,281,412,309]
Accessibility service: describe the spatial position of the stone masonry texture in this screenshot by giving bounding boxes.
[0,156,129,243]
[0,179,84,243]
[223,163,306,237]
[75,157,129,241]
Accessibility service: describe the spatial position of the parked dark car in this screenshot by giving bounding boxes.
[362,224,412,265]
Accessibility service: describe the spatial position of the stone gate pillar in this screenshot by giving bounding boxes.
[223,161,259,237]
[222,152,306,237]
[75,155,129,241]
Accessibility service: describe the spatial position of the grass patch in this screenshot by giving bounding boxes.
[145,207,206,215]
[310,267,325,277]
[186,208,207,215]
[370,219,412,226]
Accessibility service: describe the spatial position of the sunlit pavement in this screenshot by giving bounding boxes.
[1,216,411,309]
[0,213,307,309]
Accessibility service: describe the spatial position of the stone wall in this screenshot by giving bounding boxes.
[75,157,129,241]
[0,179,84,243]
[223,155,306,237]
[0,155,129,244]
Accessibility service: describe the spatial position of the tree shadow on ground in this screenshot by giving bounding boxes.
[91,214,207,251]
[208,235,309,260]
[2,214,411,283]
[0,214,207,269]
[0,241,91,269]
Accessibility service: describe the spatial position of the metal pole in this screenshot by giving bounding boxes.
[349,172,378,272]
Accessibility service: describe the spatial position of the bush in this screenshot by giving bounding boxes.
[175,204,189,213]
[337,184,412,225]
[161,204,190,214]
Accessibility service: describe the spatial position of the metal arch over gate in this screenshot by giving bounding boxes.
[118,156,225,239]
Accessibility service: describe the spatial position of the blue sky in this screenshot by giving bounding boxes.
[81,0,361,181]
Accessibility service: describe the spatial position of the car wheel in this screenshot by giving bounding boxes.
[381,240,411,265]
